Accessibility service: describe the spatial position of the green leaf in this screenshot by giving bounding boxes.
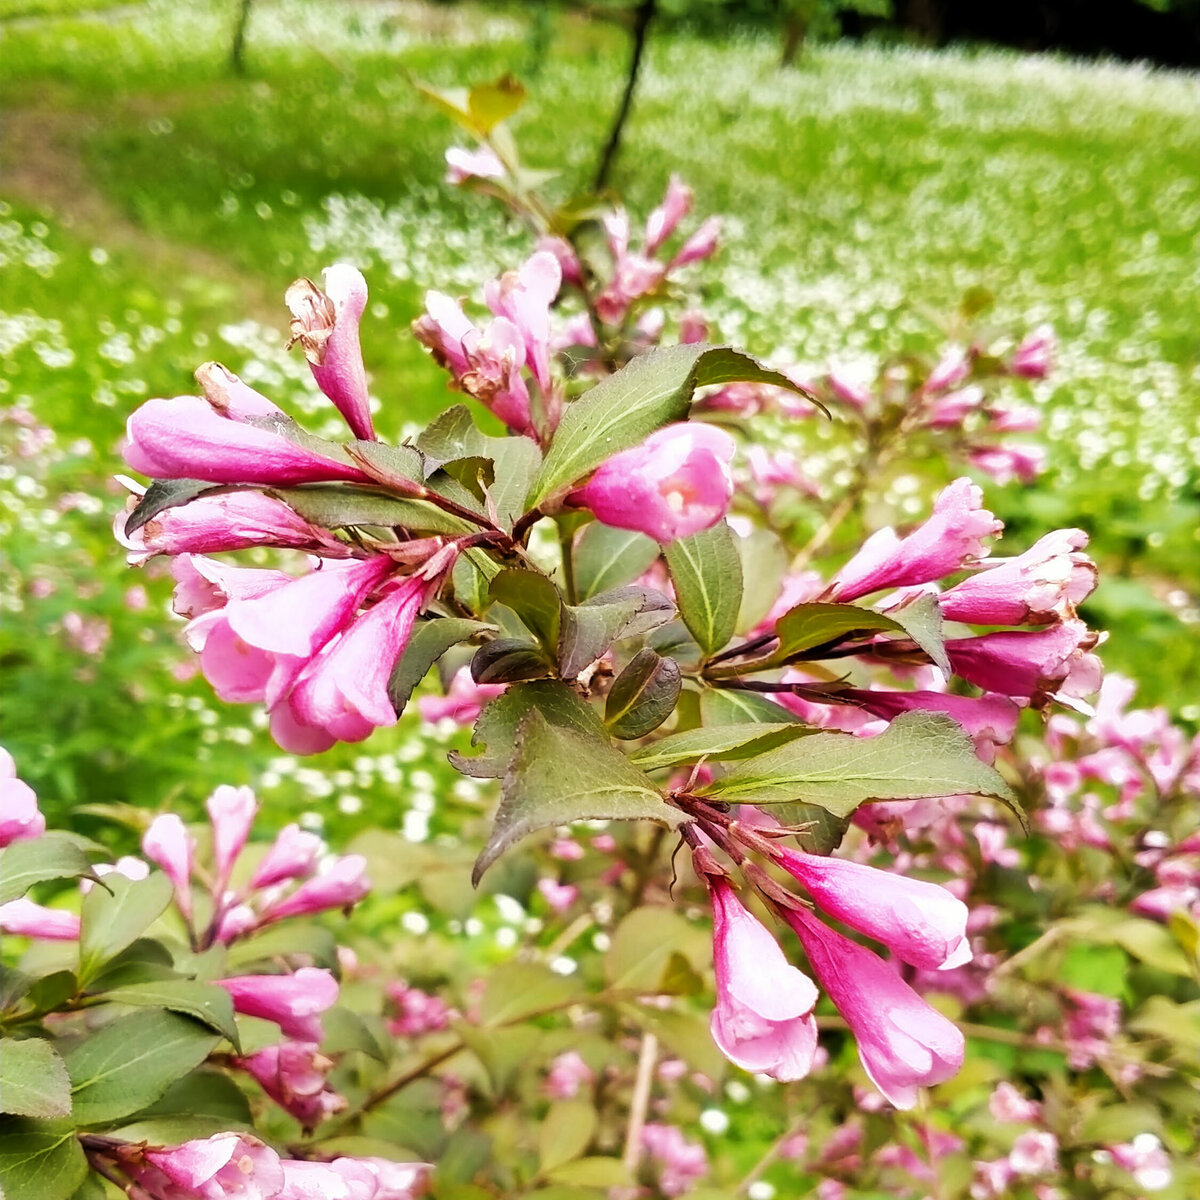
[0,834,99,904]
[1080,1102,1162,1144]
[544,1157,628,1188]
[618,1003,727,1080]
[388,618,494,718]
[26,972,77,1016]
[573,523,661,600]
[0,1039,72,1119]
[884,592,950,675]
[454,1023,539,1099]
[451,681,603,779]
[468,75,527,132]
[766,601,904,667]
[321,1007,390,1063]
[86,939,180,992]
[99,980,240,1047]
[697,710,1021,821]
[630,723,805,771]
[0,966,33,1014]
[416,405,487,472]
[558,588,674,681]
[529,344,811,506]
[109,1069,254,1144]
[733,528,789,634]
[0,1120,87,1200]
[480,962,581,1027]
[224,922,338,971]
[664,522,743,656]
[538,1100,597,1174]
[769,803,851,854]
[699,687,801,725]
[1128,996,1200,1052]
[604,907,709,992]
[473,711,682,883]
[65,1010,221,1126]
[269,485,475,535]
[124,478,224,536]
[489,569,562,650]
[604,649,682,739]
[470,638,554,685]
[78,872,173,987]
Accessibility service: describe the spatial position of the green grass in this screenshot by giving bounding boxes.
[2,0,1198,827]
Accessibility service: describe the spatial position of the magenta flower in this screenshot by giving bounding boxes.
[1011,324,1056,378]
[826,364,873,411]
[142,812,196,921]
[643,173,693,255]
[417,666,505,727]
[570,422,736,543]
[775,848,972,971]
[144,1133,284,1199]
[837,688,1020,753]
[0,897,81,940]
[0,749,44,847]
[937,528,1097,625]
[669,215,721,270]
[544,1050,594,1099]
[124,393,368,486]
[217,967,339,1042]
[483,250,561,393]
[830,478,1001,602]
[258,854,369,923]
[967,443,1046,485]
[536,877,579,914]
[924,345,970,393]
[236,1041,345,1129]
[286,264,375,441]
[207,785,258,893]
[946,619,1102,701]
[783,906,965,1109]
[386,982,452,1038]
[250,823,323,890]
[708,877,819,1081]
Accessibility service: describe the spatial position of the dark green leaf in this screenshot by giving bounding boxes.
[700,688,801,725]
[99,980,240,1047]
[110,1069,253,1143]
[343,440,426,493]
[733,528,789,634]
[438,456,495,503]
[697,710,1021,821]
[124,478,223,536]
[538,1100,596,1173]
[224,922,338,971]
[604,650,682,739]
[389,619,495,718]
[769,803,851,854]
[65,1010,220,1126]
[26,972,77,1015]
[573,523,660,600]
[78,872,173,987]
[0,1120,87,1200]
[884,592,950,675]
[85,939,176,992]
[470,638,554,685]
[530,344,812,506]
[489,569,561,650]
[767,601,903,667]
[269,485,475,535]
[0,834,99,904]
[473,711,682,883]
[664,522,743,656]
[630,723,805,771]
[0,1039,72,1119]
[558,588,674,680]
[451,681,604,779]
[0,966,33,1014]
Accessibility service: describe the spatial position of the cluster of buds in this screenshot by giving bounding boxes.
[87,1131,429,1200]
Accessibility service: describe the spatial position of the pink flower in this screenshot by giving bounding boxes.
[144,1133,284,1199]
[445,144,505,184]
[250,823,323,890]
[258,855,369,922]
[207,784,258,892]
[387,982,452,1037]
[570,422,735,543]
[826,364,873,411]
[837,688,1020,754]
[831,479,1002,602]
[669,215,721,270]
[937,529,1096,625]
[641,1124,709,1197]
[236,1042,345,1129]
[0,897,81,940]
[989,1081,1042,1123]
[545,1050,594,1099]
[217,967,339,1042]
[988,403,1041,433]
[1011,325,1056,379]
[484,251,561,394]
[1009,1130,1058,1176]
[926,385,985,428]
[0,749,44,847]
[536,877,578,913]
[216,902,258,944]
[644,174,693,255]
[1109,1134,1171,1191]
[946,619,1102,701]
[776,849,971,971]
[349,1157,431,1199]
[416,667,505,727]
[1062,989,1120,1069]
[783,907,965,1109]
[745,445,819,505]
[124,393,367,486]
[925,345,970,393]
[707,877,819,1081]
[967,443,1046,485]
[143,813,196,921]
[286,265,374,440]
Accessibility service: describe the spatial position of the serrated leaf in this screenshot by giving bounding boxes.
[884,592,950,675]
[604,649,682,739]
[124,478,225,536]
[559,588,674,681]
[0,1039,72,1119]
[65,1010,221,1125]
[529,344,812,507]
[489,569,561,649]
[479,962,581,1027]
[389,618,494,717]
[78,872,173,987]
[700,687,801,725]
[697,710,1021,822]
[573,523,661,600]
[99,980,240,1047]
[769,803,851,854]
[630,723,805,771]
[343,440,426,492]
[451,681,603,779]
[664,522,742,656]
[0,1120,87,1200]
[734,528,789,634]
[268,484,475,535]
[0,834,99,904]
[473,711,681,883]
[539,1100,596,1174]
[470,638,554,685]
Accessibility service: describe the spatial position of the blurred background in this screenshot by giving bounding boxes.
[1,0,1197,845]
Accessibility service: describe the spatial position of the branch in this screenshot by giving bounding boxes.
[593,0,657,191]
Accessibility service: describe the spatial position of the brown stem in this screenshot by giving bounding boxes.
[621,1031,659,1173]
[229,0,254,74]
[593,0,657,191]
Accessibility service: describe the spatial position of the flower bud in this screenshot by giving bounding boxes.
[0,749,44,847]
[142,812,195,921]
[0,897,81,940]
[258,854,369,922]
[217,967,338,1042]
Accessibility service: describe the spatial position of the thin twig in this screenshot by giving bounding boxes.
[622,1031,658,1173]
[593,0,657,191]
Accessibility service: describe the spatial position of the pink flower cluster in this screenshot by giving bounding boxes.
[386,981,453,1038]
[639,1123,709,1197]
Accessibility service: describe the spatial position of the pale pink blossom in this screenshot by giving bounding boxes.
[641,1124,709,1196]
[144,1133,284,1199]
[417,667,505,727]
[445,144,505,185]
[484,250,561,393]
[784,907,964,1108]
[536,877,578,913]
[669,215,721,270]
[1011,325,1056,378]
[570,422,736,543]
[644,174,693,254]
[830,478,1001,602]
[0,749,44,847]
[349,1157,431,1199]
[989,1081,1042,1123]
[258,855,369,922]
[1009,1130,1059,1176]
[207,785,258,892]
[926,384,985,428]
[1109,1134,1171,1191]
[387,982,452,1037]
[1062,989,1120,1069]
[0,897,81,940]
[968,443,1046,485]
[215,902,258,944]
[545,1050,594,1099]
[217,967,339,1042]
[250,823,323,890]
[707,877,819,1081]
[236,1041,345,1129]
[925,345,970,393]
[988,403,1041,433]
[81,855,151,894]
[143,812,196,920]
[776,848,972,971]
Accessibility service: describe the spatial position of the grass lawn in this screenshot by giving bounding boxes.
[2,0,1197,829]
